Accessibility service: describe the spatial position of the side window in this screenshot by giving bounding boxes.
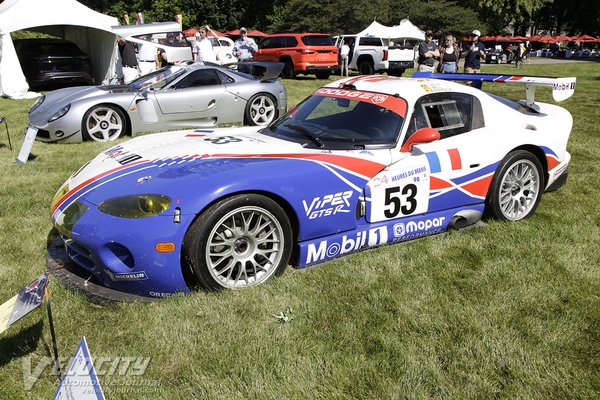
[285,36,299,48]
[403,93,484,142]
[260,38,273,49]
[173,69,222,89]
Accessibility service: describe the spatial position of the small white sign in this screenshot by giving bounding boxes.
[16,126,38,164]
[53,337,105,400]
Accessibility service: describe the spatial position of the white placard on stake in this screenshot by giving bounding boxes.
[16,126,38,164]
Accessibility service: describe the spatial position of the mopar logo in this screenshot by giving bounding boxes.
[393,217,446,239]
[405,217,445,233]
[306,226,388,264]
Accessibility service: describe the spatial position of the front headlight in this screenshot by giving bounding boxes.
[29,95,45,113]
[48,104,71,122]
[98,195,171,218]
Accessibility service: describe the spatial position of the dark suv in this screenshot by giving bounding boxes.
[14,38,95,90]
[253,33,338,79]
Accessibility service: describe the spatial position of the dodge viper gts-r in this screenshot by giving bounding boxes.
[48,72,575,298]
[28,61,286,143]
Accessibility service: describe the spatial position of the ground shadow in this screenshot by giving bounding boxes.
[0,319,44,368]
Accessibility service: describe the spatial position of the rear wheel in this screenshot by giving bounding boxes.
[358,60,374,75]
[245,93,277,126]
[281,61,295,79]
[182,194,293,291]
[315,71,331,79]
[485,150,543,221]
[82,104,126,142]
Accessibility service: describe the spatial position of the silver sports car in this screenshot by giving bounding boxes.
[28,62,287,143]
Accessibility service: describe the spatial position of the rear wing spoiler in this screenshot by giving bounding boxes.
[224,61,284,81]
[412,72,576,110]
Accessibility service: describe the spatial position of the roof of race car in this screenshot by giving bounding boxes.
[324,75,473,104]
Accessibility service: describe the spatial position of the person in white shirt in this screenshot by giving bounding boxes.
[193,26,216,63]
[340,40,350,76]
[137,35,157,75]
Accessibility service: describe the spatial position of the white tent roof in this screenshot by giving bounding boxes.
[357,19,425,41]
[0,0,119,99]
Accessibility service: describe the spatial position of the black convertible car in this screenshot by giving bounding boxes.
[14,38,95,90]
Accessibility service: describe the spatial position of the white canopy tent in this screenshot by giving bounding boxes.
[357,19,425,41]
[0,0,119,99]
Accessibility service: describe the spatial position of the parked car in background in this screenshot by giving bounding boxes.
[253,33,338,79]
[112,22,194,65]
[28,61,286,143]
[14,38,95,90]
[334,35,389,75]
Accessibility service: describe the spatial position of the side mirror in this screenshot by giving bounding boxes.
[400,127,440,153]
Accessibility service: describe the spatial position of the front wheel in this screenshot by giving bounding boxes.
[182,194,293,291]
[82,104,126,142]
[485,150,543,221]
[245,93,277,126]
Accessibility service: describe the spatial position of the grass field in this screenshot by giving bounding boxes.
[0,62,598,399]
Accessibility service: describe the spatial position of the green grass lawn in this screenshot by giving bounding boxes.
[0,62,598,399]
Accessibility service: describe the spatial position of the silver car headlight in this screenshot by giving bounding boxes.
[48,104,71,122]
[29,95,45,113]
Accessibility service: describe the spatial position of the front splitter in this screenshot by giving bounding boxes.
[46,233,156,304]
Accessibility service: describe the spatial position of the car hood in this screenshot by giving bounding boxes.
[52,126,390,218]
[33,85,132,115]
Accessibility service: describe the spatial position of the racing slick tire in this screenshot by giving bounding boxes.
[182,194,293,291]
[485,150,543,221]
[82,104,126,142]
[245,93,278,126]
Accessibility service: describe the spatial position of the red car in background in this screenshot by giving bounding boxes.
[253,33,338,79]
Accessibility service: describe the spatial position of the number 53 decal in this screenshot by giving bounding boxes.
[367,164,429,223]
[384,184,417,218]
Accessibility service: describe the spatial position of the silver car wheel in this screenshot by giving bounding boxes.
[498,158,541,221]
[206,205,285,288]
[84,106,124,142]
[248,95,276,126]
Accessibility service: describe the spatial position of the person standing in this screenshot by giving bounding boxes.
[417,31,439,72]
[437,35,460,73]
[137,34,157,75]
[340,40,350,76]
[461,29,486,88]
[515,43,526,68]
[233,27,258,62]
[193,26,216,63]
[117,37,139,84]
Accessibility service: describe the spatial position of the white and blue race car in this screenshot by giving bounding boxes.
[48,72,576,298]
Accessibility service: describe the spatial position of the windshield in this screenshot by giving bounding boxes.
[129,65,187,91]
[264,88,407,150]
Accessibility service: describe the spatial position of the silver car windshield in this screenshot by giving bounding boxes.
[129,65,186,91]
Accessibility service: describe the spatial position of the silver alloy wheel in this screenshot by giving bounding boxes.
[205,205,285,288]
[85,106,124,142]
[249,95,276,125]
[498,159,541,220]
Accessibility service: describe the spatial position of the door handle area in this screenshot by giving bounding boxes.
[208,99,216,109]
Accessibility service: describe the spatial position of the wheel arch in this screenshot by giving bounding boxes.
[357,54,374,65]
[180,189,300,288]
[511,144,548,188]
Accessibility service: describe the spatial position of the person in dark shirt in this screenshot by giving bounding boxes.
[461,29,486,88]
[417,31,439,72]
[118,37,139,84]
